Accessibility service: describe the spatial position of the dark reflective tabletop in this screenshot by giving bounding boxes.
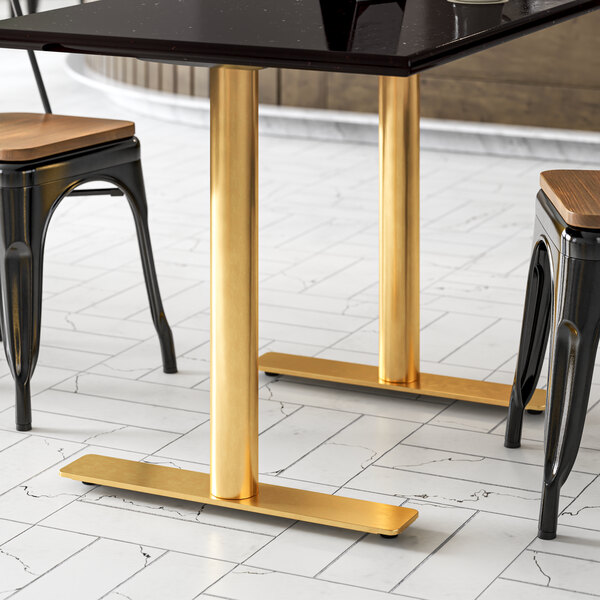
[0,0,597,75]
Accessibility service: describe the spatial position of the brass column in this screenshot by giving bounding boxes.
[209,65,259,500]
[378,75,420,384]
[60,66,420,537]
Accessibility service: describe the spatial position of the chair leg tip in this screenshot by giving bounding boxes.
[163,365,178,374]
[504,440,521,449]
[538,529,556,540]
[16,423,31,432]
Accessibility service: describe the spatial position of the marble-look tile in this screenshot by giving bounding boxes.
[0,435,83,496]
[156,398,300,466]
[245,522,362,577]
[479,578,593,600]
[257,406,359,475]
[259,379,447,422]
[42,309,157,340]
[427,401,509,433]
[36,346,108,372]
[207,565,394,600]
[443,319,523,372]
[0,520,30,545]
[559,476,600,531]
[347,465,552,519]
[41,501,271,562]
[53,372,209,412]
[376,444,592,498]
[283,416,420,485]
[0,408,183,453]
[503,550,600,597]
[420,312,497,363]
[320,501,473,591]
[9,538,163,600]
[394,512,535,600]
[409,424,600,475]
[104,552,233,600]
[529,523,600,561]
[40,326,139,356]
[0,526,94,599]
[0,446,145,524]
[33,389,204,433]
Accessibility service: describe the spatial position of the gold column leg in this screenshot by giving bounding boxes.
[379,74,420,384]
[258,73,545,411]
[59,66,419,537]
[209,65,259,500]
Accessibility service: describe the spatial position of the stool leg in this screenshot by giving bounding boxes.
[506,241,552,448]
[111,163,177,374]
[0,189,45,432]
[539,256,600,539]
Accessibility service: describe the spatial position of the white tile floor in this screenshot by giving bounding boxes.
[1,33,600,600]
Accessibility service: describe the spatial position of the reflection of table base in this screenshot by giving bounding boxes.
[61,455,418,536]
[259,352,547,411]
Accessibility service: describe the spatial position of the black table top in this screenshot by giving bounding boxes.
[0,0,597,76]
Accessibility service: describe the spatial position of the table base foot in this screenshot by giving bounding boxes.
[258,352,546,411]
[61,454,418,536]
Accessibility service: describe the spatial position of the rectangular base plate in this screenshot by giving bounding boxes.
[258,352,546,411]
[61,454,418,536]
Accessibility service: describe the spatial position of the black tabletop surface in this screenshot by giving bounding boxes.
[0,0,597,76]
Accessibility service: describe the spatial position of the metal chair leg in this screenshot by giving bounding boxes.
[539,255,600,539]
[0,188,46,432]
[505,240,552,448]
[110,162,177,374]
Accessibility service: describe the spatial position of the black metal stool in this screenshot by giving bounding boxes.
[506,170,600,540]
[0,0,177,432]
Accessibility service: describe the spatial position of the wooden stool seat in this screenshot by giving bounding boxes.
[0,113,135,161]
[541,170,600,229]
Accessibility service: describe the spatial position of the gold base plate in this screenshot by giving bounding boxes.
[258,352,546,411]
[61,454,418,536]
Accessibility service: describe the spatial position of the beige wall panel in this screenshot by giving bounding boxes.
[430,13,600,89]
[135,59,147,88]
[326,72,378,113]
[176,65,193,96]
[280,69,328,108]
[193,66,209,97]
[161,64,176,93]
[146,62,161,91]
[420,77,600,130]
[259,68,279,105]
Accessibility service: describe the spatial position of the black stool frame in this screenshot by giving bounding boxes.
[506,190,600,539]
[0,138,177,431]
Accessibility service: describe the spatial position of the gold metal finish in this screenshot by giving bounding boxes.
[59,64,420,538]
[61,455,418,536]
[258,353,547,411]
[258,74,546,411]
[210,65,259,500]
[379,75,420,384]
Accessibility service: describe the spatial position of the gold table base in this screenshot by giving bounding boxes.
[58,67,419,538]
[61,455,418,536]
[259,352,547,411]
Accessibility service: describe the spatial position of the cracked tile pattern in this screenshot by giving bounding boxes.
[1,5,600,598]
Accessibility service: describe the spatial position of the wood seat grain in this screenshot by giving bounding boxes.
[541,170,600,229]
[0,113,135,161]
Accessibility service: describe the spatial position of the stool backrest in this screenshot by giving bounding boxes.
[9,0,52,114]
